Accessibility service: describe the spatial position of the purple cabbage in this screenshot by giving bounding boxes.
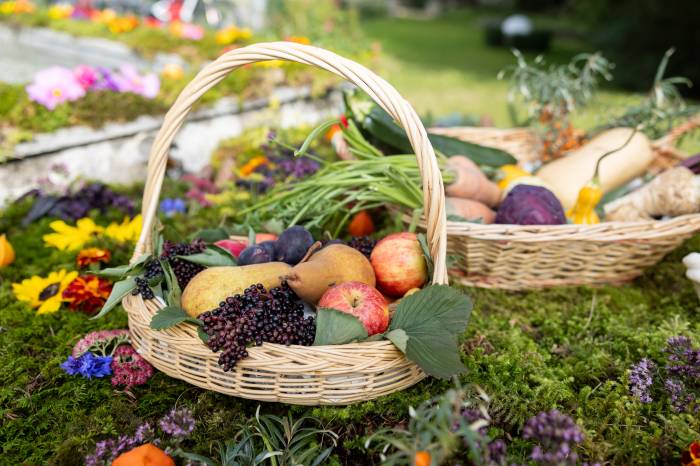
[495,185,566,225]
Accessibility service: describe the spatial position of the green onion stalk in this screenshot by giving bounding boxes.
[241,120,455,237]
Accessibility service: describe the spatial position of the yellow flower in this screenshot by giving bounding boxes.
[43,218,103,251]
[567,181,603,225]
[285,36,310,45]
[12,269,78,314]
[104,215,142,243]
[161,63,184,80]
[497,164,530,190]
[0,2,16,14]
[215,26,251,45]
[48,3,73,19]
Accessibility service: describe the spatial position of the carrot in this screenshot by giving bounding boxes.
[445,156,501,207]
[446,196,496,224]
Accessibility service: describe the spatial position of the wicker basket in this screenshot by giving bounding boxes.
[430,119,700,290]
[122,42,450,405]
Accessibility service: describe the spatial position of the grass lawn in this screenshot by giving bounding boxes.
[359,9,641,129]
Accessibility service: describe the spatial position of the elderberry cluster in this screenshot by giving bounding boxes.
[200,283,315,371]
[132,239,207,299]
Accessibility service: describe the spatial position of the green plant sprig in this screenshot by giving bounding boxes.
[242,120,454,236]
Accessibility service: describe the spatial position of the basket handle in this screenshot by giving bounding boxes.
[132,41,448,285]
[652,113,700,158]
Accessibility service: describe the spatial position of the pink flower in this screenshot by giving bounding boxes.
[26,66,86,110]
[73,329,130,357]
[74,65,98,90]
[110,344,154,388]
[114,64,160,99]
[180,23,204,40]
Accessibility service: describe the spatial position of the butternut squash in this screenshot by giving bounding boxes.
[536,128,654,210]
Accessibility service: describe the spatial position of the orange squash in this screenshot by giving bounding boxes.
[111,444,174,466]
[0,234,15,267]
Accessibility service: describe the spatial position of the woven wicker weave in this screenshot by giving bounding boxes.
[429,120,700,289]
[122,42,448,405]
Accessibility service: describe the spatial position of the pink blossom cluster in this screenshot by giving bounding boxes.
[72,329,130,357]
[110,344,154,388]
[26,64,160,110]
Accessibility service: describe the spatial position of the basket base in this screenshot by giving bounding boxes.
[125,295,425,406]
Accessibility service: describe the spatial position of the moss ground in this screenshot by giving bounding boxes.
[1,190,699,465]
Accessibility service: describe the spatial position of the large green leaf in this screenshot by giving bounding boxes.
[150,305,201,330]
[313,308,368,346]
[363,106,516,167]
[190,227,230,243]
[91,277,137,319]
[387,285,473,379]
[178,245,236,267]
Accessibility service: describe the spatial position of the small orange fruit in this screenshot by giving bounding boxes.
[0,234,15,267]
[111,444,175,466]
[414,450,431,466]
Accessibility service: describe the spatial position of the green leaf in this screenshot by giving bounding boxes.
[416,233,434,281]
[96,254,150,279]
[178,246,236,267]
[160,259,182,306]
[150,305,201,330]
[197,326,209,344]
[313,308,368,346]
[385,329,408,352]
[363,105,516,167]
[191,227,230,243]
[91,277,137,320]
[387,285,473,379]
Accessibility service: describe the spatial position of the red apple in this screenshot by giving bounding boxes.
[215,233,278,258]
[318,281,389,335]
[215,239,247,258]
[370,232,427,298]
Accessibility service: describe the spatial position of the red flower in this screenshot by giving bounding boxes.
[340,114,349,128]
[682,442,700,466]
[62,275,113,315]
[111,345,154,388]
[76,247,111,268]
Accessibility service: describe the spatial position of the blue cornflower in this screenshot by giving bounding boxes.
[61,353,113,379]
[160,198,186,217]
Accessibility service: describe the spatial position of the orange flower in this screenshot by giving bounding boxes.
[682,442,700,466]
[62,275,113,315]
[76,248,111,268]
[239,156,269,177]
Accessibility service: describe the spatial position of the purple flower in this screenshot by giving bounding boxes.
[93,66,123,92]
[74,64,98,90]
[629,358,656,403]
[160,198,186,217]
[523,410,583,465]
[158,407,195,439]
[61,353,113,379]
[114,64,160,98]
[26,66,86,110]
[134,422,155,443]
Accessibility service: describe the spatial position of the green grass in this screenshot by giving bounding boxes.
[359,10,639,129]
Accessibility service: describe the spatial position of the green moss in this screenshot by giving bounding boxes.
[1,187,699,464]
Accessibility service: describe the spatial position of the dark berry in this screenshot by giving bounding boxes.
[348,236,376,258]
